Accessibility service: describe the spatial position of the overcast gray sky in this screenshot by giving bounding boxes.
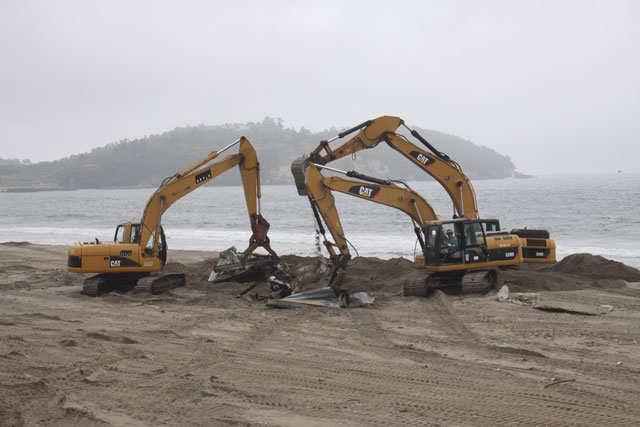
[1,0,638,175]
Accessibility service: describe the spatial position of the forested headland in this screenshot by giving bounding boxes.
[0,118,528,190]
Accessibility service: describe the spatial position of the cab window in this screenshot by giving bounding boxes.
[146,231,156,250]
[464,222,485,247]
[114,225,125,243]
[425,225,440,265]
[130,224,140,243]
[426,226,438,251]
[482,221,500,233]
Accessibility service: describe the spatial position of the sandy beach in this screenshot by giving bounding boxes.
[1,241,640,426]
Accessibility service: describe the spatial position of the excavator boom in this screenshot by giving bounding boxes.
[313,164,437,227]
[300,116,478,219]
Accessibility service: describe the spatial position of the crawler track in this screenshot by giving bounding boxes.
[81,272,184,296]
[403,269,498,296]
[82,273,146,297]
[134,273,185,294]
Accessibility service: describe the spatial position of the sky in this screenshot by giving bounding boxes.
[1,0,638,175]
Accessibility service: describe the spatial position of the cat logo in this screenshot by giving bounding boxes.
[409,151,435,168]
[359,187,373,197]
[110,260,121,268]
[348,185,380,199]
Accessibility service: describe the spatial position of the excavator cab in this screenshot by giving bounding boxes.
[114,223,139,244]
[422,219,519,270]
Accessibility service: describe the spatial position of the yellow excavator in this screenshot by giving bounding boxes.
[68,137,278,296]
[291,116,555,294]
[296,162,523,294]
[292,115,555,262]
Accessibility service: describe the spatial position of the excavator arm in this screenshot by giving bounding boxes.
[298,116,478,219]
[315,165,437,227]
[304,165,351,287]
[301,162,439,286]
[137,137,276,260]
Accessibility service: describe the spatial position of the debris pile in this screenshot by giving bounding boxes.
[209,248,375,308]
[497,285,614,315]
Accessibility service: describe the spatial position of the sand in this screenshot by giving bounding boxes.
[1,242,640,426]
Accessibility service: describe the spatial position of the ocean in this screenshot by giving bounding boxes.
[1,174,639,268]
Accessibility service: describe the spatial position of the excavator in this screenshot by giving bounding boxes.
[291,116,555,295]
[295,162,523,295]
[68,137,278,296]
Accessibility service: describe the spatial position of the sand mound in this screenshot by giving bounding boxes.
[500,268,598,293]
[547,253,640,281]
[341,256,427,293]
[234,254,638,295]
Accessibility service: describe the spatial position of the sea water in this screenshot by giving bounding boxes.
[1,174,639,268]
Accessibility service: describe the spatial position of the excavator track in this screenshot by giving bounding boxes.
[460,269,497,294]
[403,269,498,297]
[82,273,146,297]
[403,272,460,296]
[402,274,432,297]
[82,275,110,297]
[134,273,185,295]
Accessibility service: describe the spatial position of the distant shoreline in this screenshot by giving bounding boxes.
[1,187,77,193]
[0,174,538,193]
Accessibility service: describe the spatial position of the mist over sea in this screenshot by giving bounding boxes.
[1,174,639,269]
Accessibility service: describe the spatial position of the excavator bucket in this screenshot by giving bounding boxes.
[291,157,310,196]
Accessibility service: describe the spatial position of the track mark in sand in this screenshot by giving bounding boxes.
[0,372,48,391]
[228,354,640,426]
[201,375,258,400]
[0,264,36,271]
[421,290,480,343]
[103,359,170,378]
[0,351,25,359]
[61,399,144,426]
[489,345,546,358]
[81,368,117,385]
[22,313,64,321]
[18,312,82,323]
[86,332,139,344]
[399,293,548,362]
